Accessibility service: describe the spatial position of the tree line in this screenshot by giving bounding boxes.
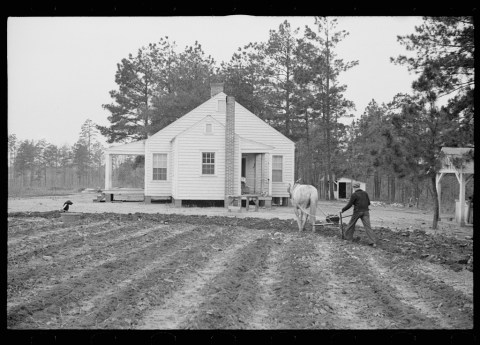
[8,119,105,193]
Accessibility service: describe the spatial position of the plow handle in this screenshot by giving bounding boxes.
[339,212,344,239]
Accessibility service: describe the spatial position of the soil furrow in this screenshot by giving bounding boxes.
[8,219,110,246]
[7,210,473,330]
[309,237,376,329]
[137,228,268,329]
[7,217,107,240]
[178,233,274,329]
[7,217,53,234]
[244,232,287,329]
[373,250,473,327]
[7,223,177,307]
[332,242,445,329]
[251,233,321,329]
[403,260,473,299]
[8,220,132,261]
[70,225,247,329]
[7,224,203,328]
[354,248,454,328]
[7,221,172,293]
[356,249,472,328]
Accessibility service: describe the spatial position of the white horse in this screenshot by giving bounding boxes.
[287,180,318,232]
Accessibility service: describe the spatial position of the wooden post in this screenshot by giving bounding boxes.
[268,153,272,197]
[436,172,444,220]
[105,153,112,190]
[458,172,466,226]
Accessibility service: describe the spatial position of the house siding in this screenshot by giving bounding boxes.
[233,103,294,197]
[173,117,240,200]
[144,92,293,198]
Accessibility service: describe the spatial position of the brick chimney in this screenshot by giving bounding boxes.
[210,82,224,98]
[225,96,235,204]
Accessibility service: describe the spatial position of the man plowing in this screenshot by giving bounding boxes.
[340,182,378,247]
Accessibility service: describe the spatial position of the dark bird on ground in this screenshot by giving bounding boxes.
[62,200,73,212]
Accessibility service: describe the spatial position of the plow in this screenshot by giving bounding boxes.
[313,209,353,239]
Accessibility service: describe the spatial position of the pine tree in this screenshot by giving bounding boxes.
[391,16,474,229]
[305,17,358,199]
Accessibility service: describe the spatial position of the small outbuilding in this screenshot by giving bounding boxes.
[334,177,366,200]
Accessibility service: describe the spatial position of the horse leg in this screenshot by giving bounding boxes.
[301,212,308,231]
[294,207,303,232]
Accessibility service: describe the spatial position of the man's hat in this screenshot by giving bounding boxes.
[353,182,360,188]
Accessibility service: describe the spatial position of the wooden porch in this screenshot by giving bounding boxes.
[100,188,145,202]
[226,194,273,212]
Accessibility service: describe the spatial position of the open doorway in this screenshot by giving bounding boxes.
[339,182,346,199]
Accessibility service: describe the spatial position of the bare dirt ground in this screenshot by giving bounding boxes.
[7,192,473,239]
[7,193,473,330]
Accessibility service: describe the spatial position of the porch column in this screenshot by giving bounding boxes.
[105,153,112,190]
[267,153,272,196]
[254,154,262,193]
[261,153,269,195]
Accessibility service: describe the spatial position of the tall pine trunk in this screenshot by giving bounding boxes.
[430,176,439,229]
[325,33,335,200]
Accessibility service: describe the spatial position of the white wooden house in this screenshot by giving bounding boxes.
[103,83,295,207]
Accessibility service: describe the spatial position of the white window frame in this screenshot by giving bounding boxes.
[152,153,168,181]
[205,123,213,135]
[272,155,283,182]
[201,151,216,176]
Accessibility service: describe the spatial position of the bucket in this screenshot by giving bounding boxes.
[60,212,82,223]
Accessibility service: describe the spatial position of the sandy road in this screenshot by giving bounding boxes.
[8,192,473,239]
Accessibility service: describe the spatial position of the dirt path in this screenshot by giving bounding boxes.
[7,193,473,240]
[7,212,473,329]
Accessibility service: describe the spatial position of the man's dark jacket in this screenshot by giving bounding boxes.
[342,189,370,213]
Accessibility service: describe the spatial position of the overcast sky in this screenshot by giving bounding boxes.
[8,16,423,147]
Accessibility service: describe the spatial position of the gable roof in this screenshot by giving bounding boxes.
[234,101,295,145]
[152,92,228,141]
[240,137,275,152]
[440,147,474,173]
[170,115,223,142]
[170,114,275,152]
[333,177,366,184]
[441,147,474,156]
[150,91,294,145]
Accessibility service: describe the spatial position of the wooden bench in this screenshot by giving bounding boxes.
[227,194,261,212]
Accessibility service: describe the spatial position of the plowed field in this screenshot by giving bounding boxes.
[7,212,473,329]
